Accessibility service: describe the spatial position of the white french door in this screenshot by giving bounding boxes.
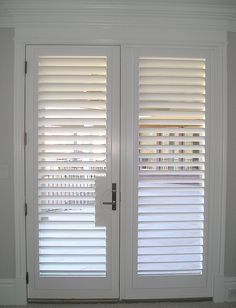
[25,45,120,299]
[26,44,213,300]
[121,46,212,299]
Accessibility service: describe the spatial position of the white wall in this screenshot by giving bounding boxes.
[0,28,15,279]
[0,27,235,280]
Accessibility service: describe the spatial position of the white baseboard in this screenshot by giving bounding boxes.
[0,279,16,305]
[225,277,236,302]
[0,277,26,305]
[213,273,225,302]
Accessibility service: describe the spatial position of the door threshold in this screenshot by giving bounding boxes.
[28,297,212,304]
[28,299,120,304]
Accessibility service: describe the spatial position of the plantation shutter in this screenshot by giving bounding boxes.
[37,55,108,277]
[137,57,205,276]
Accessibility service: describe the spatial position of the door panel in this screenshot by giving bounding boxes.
[26,46,120,299]
[121,46,212,299]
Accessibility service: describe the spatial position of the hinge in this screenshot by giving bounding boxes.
[24,132,27,146]
[25,203,27,216]
[25,61,27,74]
[26,272,29,284]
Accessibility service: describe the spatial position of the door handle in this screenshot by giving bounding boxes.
[102,183,116,211]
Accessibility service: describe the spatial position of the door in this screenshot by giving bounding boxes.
[121,46,213,299]
[25,45,120,299]
[26,44,215,301]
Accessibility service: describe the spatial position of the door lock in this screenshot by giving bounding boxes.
[102,183,117,210]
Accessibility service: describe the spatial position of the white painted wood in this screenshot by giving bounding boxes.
[0,0,236,31]
[214,274,225,303]
[25,45,120,299]
[0,279,16,305]
[225,277,236,302]
[14,26,227,47]
[137,57,205,277]
[13,39,27,305]
[210,45,227,303]
[1,277,236,305]
[121,44,227,300]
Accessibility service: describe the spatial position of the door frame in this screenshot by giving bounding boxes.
[13,26,227,304]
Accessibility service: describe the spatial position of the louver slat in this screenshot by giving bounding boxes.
[137,57,205,276]
[37,56,108,277]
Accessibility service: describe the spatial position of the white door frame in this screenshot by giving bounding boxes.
[13,26,227,304]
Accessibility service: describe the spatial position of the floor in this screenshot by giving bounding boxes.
[1,301,236,308]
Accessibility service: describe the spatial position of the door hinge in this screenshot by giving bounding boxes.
[25,61,27,74]
[25,203,28,216]
[24,132,27,146]
[26,272,29,284]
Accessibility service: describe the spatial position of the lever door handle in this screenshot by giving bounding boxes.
[102,183,116,211]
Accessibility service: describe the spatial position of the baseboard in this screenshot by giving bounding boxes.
[0,277,27,305]
[0,279,16,305]
[225,277,236,302]
[213,273,225,302]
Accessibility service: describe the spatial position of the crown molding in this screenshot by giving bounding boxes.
[0,0,236,31]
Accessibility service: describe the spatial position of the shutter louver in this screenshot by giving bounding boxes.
[137,57,205,276]
[37,56,107,277]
